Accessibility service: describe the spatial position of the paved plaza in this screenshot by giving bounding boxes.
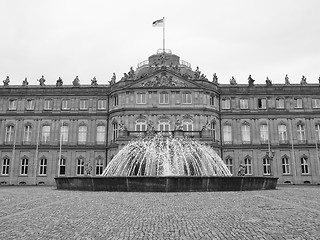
[0,185,319,240]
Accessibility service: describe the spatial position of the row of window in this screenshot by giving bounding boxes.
[221,98,320,110]
[222,122,320,144]
[225,155,310,175]
[4,125,106,144]
[1,157,104,176]
[7,99,107,111]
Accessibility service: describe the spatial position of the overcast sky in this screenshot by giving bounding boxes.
[1,0,320,86]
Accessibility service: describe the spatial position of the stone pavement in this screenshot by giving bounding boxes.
[0,185,319,240]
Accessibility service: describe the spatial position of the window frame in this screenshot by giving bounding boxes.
[1,158,10,175]
[182,119,193,132]
[223,125,232,144]
[182,92,192,104]
[95,158,104,176]
[276,98,285,109]
[23,125,32,144]
[258,98,267,109]
[78,125,87,144]
[97,99,107,110]
[136,93,146,104]
[282,156,290,174]
[61,99,70,110]
[240,98,249,110]
[20,158,28,175]
[262,157,271,175]
[301,156,309,174]
[5,125,15,143]
[159,92,169,104]
[26,99,35,110]
[135,119,147,132]
[244,157,252,175]
[221,99,231,110]
[76,158,85,176]
[8,99,17,110]
[96,125,106,144]
[59,158,66,176]
[159,119,171,132]
[79,99,88,110]
[39,158,47,176]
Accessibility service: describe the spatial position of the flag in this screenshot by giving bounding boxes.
[152,18,164,27]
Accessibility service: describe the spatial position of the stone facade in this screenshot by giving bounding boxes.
[1,50,320,185]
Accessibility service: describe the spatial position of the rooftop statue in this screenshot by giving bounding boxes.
[319,75,320,85]
[22,77,29,86]
[128,67,135,80]
[56,77,63,87]
[194,66,201,79]
[200,73,208,81]
[109,73,116,85]
[158,52,167,65]
[300,75,307,85]
[248,74,255,87]
[3,76,10,86]
[38,75,46,86]
[91,77,98,86]
[285,74,290,85]
[73,76,80,86]
[266,77,272,86]
[212,73,218,84]
[230,76,237,85]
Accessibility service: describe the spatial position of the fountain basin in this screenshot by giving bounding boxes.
[55,176,278,192]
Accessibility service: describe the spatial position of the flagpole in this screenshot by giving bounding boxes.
[163,17,165,53]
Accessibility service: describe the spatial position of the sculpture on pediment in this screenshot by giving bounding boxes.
[128,67,135,80]
[200,73,208,81]
[38,75,46,86]
[141,73,188,88]
[266,77,272,86]
[230,76,237,85]
[73,76,80,86]
[3,76,10,86]
[158,52,167,65]
[248,74,255,86]
[285,74,290,85]
[300,75,307,85]
[91,77,98,86]
[212,73,218,84]
[194,66,201,79]
[22,77,29,86]
[56,77,63,87]
[109,73,116,85]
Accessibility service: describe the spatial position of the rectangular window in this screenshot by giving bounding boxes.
[278,124,287,141]
[44,99,52,110]
[260,124,269,142]
[315,124,320,141]
[23,126,32,143]
[113,96,119,106]
[61,100,70,110]
[210,122,216,141]
[77,159,85,175]
[9,100,17,110]
[59,158,66,175]
[2,158,10,175]
[276,99,285,109]
[98,99,107,110]
[258,98,266,109]
[20,158,28,175]
[78,126,87,144]
[79,99,88,110]
[241,125,251,143]
[26,99,35,110]
[136,93,146,104]
[312,99,320,108]
[244,158,252,175]
[225,158,233,175]
[209,95,215,106]
[41,126,51,144]
[96,126,106,144]
[240,99,249,109]
[61,126,69,143]
[39,158,47,175]
[282,157,290,174]
[297,124,306,141]
[95,158,104,175]
[182,93,192,104]
[223,125,232,143]
[294,98,303,108]
[301,157,309,174]
[263,158,271,175]
[5,126,15,143]
[221,99,230,109]
[159,92,169,104]
[112,123,118,141]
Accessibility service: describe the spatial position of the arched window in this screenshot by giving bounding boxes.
[158,119,170,132]
[262,156,271,175]
[225,156,233,175]
[39,157,47,176]
[278,124,287,142]
[76,158,85,175]
[96,125,106,144]
[301,156,309,174]
[20,157,28,175]
[159,92,169,104]
[5,125,15,143]
[223,124,232,144]
[241,122,251,143]
[135,119,147,132]
[244,156,252,175]
[41,125,51,144]
[78,125,87,144]
[112,122,118,141]
[282,155,290,174]
[182,119,193,131]
[1,157,10,175]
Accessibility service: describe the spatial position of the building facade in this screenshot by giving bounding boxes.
[1,50,320,185]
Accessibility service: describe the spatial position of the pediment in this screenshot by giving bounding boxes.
[126,71,201,89]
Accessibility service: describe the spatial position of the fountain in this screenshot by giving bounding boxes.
[55,134,278,191]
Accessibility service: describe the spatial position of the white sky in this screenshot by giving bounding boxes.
[1,0,320,85]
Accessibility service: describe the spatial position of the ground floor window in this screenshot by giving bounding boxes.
[59,158,66,175]
[95,158,104,175]
[39,158,47,175]
[225,157,233,175]
[282,156,290,174]
[301,157,309,174]
[77,158,85,175]
[1,158,10,175]
[263,157,271,175]
[21,158,28,175]
[244,157,252,175]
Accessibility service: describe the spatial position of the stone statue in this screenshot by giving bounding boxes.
[285,74,290,85]
[237,163,245,176]
[73,76,80,86]
[91,77,98,86]
[158,52,167,65]
[128,67,135,80]
[84,162,92,175]
[22,77,29,86]
[300,75,307,85]
[38,75,46,86]
[3,76,10,86]
[56,77,63,87]
[201,121,210,131]
[109,73,116,85]
[200,73,207,81]
[174,119,184,131]
[212,73,218,84]
[230,76,237,85]
[194,66,201,79]
[146,120,155,133]
[248,74,255,86]
[119,121,127,131]
[266,77,272,86]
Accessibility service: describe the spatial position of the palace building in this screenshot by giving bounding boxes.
[1,49,320,185]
